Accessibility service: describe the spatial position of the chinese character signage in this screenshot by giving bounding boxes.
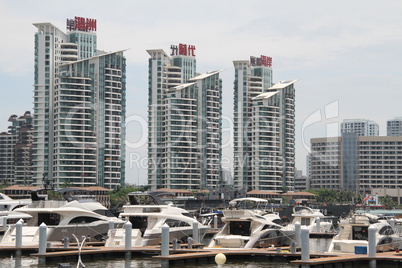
[170,43,196,57]
[250,55,272,67]
[66,16,97,32]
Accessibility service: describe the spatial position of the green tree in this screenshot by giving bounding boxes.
[109,186,139,213]
[308,188,338,204]
[379,195,397,209]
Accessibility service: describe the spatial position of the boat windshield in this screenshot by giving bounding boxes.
[229,198,269,210]
[93,209,115,217]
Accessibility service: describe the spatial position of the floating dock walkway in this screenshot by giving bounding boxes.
[3,243,402,267]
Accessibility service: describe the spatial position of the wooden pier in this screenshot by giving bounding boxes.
[3,243,402,267]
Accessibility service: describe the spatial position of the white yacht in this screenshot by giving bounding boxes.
[0,189,125,246]
[0,193,32,232]
[105,191,209,247]
[280,206,333,237]
[207,198,287,249]
[0,193,31,212]
[328,213,402,253]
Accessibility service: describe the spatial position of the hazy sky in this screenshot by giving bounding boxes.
[1,1,401,185]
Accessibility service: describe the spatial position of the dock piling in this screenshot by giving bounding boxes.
[172,238,178,250]
[15,219,23,248]
[193,221,199,243]
[295,221,301,246]
[368,224,376,257]
[161,223,170,257]
[125,221,132,250]
[187,237,193,249]
[38,223,47,254]
[214,215,218,229]
[301,226,310,262]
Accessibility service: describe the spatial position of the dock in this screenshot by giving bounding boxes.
[3,243,402,267]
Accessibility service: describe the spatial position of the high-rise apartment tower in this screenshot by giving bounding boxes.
[32,17,126,189]
[147,44,222,190]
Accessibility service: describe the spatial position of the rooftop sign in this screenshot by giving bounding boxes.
[250,55,272,67]
[66,16,97,32]
[170,43,196,57]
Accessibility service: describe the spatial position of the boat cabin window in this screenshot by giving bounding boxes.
[69,216,101,225]
[229,221,251,236]
[38,213,60,226]
[7,218,27,225]
[272,219,284,225]
[129,216,148,236]
[301,218,311,226]
[165,219,190,228]
[129,194,159,205]
[93,209,115,217]
[379,226,395,235]
[352,226,368,240]
[143,207,161,213]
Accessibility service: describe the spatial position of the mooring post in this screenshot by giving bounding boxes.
[161,223,170,257]
[214,215,218,229]
[301,226,310,262]
[192,221,199,244]
[124,220,132,258]
[15,219,23,256]
[38,222,47,265]
[290,241,296,254]
[295,221,301,247]
[368,224,376,257]
[38,222,47,254]
[315,217,321,233]
[187,237,193,249]
[172,238,178,250]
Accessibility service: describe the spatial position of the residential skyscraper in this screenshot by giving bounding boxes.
[32,17,126,189]
[0,112,33,185]
[233,56,296,192]
[233,57,273,191]
[310,135,402,193]
[341,119,379,136]
[147,44,222,190]
[387,117,402,136]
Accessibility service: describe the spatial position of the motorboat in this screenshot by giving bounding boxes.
[105,191,209,247]
[280,206,333,237]
[0,189,126,246]
[0,193,31,212]
[328,213,402,253]
[0,193,32,233]
[207,197,287,249]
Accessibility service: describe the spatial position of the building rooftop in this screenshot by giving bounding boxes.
[268,80,298,90]
[252,91,278,100]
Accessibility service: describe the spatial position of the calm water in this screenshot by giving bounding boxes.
[0,255,297,268]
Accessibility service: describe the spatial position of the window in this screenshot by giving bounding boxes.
[68,216,101,224]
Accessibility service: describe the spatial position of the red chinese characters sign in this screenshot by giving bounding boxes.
[66,16,97,32]
[250,55,272,67]
[170,43,196,57]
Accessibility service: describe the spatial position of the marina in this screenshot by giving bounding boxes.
[2,191,402,267]
[2,241,402,267]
